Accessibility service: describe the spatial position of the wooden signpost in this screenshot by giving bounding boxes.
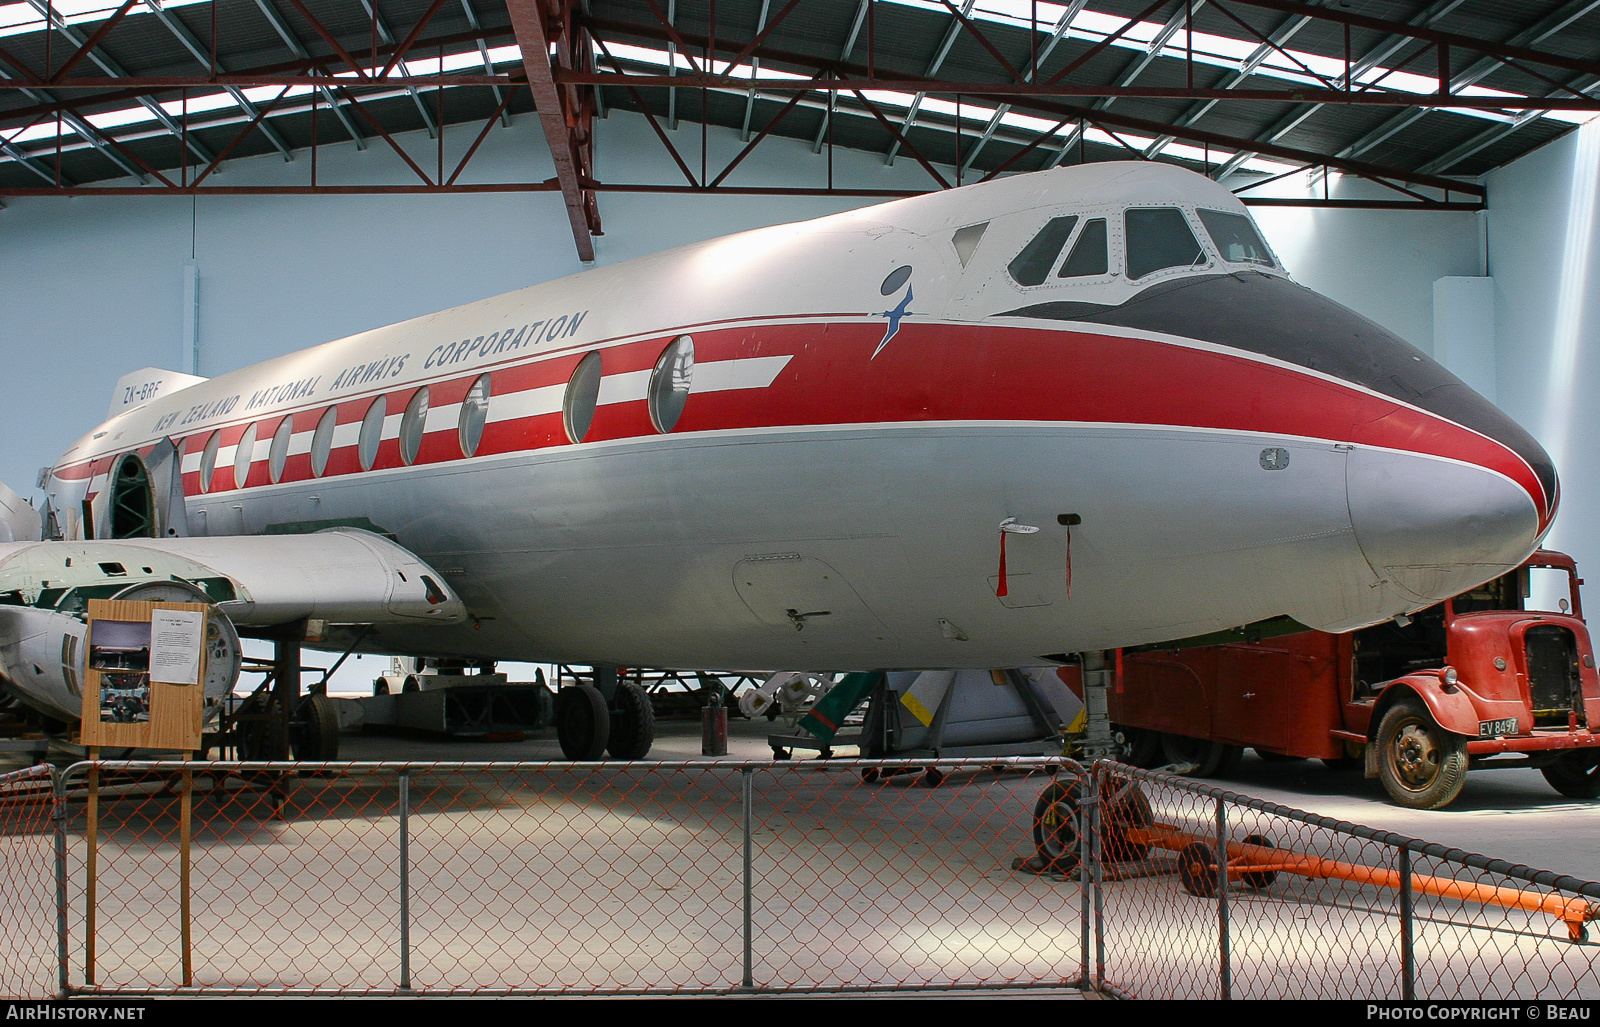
[80,598,209,988]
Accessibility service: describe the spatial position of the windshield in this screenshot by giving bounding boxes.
[1198,209,1275,267]
[1125,208,1205,280]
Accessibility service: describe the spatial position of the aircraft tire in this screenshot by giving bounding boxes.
[1375,698,1468,810]
[606,680,655,760]
[1030,779,1084,875]
[556,685,610,760]
[290,693,341,761]
[1541,750,1600,799]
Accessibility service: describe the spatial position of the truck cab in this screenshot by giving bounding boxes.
[1111,551,1600,809]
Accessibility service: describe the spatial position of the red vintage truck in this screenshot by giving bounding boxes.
[1108,550,1600,809]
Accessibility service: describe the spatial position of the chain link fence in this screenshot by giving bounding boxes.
[0,756,1594,998]
[0,765,58,1000]
[53,757,1083,996]
[1072,761,1600,1000]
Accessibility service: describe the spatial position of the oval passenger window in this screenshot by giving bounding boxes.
[563,352,603,444]
[269,417,293,484]
[198,431,220,494]
[648,335,694,434]
[459,374,491,457]
[359,396,387,471]
[233,423,258,489]
[311,407,337,478]
[400,387,429,466]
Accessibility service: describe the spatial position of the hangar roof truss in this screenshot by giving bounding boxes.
[3,0,1599,256]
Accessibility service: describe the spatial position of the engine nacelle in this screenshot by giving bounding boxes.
[0,528,462,724]
[0,583,241,724]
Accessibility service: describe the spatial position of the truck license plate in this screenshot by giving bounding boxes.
[1478,718,1518,738]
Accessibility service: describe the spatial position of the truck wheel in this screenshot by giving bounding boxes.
[1031,779,1084,874]
[1161,733,1242,778]
[605,680,655,760]
[1114,725,1162,768]
[1256,750,1304,763]
[1541,750,1600,799]
[556,685,610,760]
[1376,699,1468,810]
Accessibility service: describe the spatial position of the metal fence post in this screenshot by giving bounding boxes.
[1078,772,1092,989]
[52,770,68,1000]
[1090,774,1105,990]
[1215,796,1230,1000]
[1399,846,1414,1001]
[398,768,411,993]
[741,767,753,990]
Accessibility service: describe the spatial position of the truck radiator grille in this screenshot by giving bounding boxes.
[1524,624,1578,725]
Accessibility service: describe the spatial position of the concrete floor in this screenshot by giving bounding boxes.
[9,715,1597,998]
[342,717,1600,885]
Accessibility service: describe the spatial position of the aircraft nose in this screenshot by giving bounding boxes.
[1346,445,1548,604]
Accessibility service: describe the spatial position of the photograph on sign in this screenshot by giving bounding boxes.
[89,619,152,724]
[149,608,205,686]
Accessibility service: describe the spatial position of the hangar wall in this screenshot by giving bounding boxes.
[0,109,1480,505]
[1485,120,1600,580]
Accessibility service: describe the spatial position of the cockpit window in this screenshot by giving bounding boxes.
[1058,218,1108,278]
[1125,207,1205,280]
[1009,216,1078,286]
[1197,209,1275,267]
[951,223,988,267]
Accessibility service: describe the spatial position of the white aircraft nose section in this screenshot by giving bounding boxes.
[1346,447,1542,604]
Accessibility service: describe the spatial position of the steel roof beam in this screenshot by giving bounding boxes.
[142,0,294,160]
[460,0,512,128]
[0,64,146,181]
[883,0,975,165]
[579,17,1482,197]
[24,0,216,166]
[1226,0,1600,81]
[810,0,867,152]
[1141,4,1320,161]
[1208,0,1465,181]
[556,71,1600,109]
[508,0,596,260]
[249,0,365,146]
[1041,1,1192,167]
[0,25,518,130]
[349,0,441,138]
[957,0,1087,177]
[1313,0,1600,176]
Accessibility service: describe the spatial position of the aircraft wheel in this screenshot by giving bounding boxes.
[1031,779,1084,875]
[372,677,389,696]
[402,675,421,693]
[920,767,946,788]
[606,680,655,760]
[1541,750,1600,799]
[1178,841,1221,898]
[860,768,880,783]
[290,694,341,761]
[1376,699,1468,810]
[556,685,610,760]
